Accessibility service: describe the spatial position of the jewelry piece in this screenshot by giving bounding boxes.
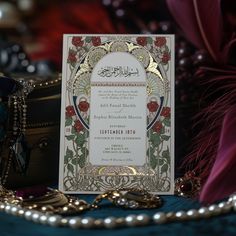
[0,97,10,185]
[0,74,24,185]
[175,171,201,198]
[8,77,34,175]
[10,94,29,174]
[4,187,89,216]
[0,184,235,229]
[21,189,91,215]
[92,188,162,209]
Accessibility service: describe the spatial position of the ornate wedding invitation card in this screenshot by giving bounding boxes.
[59,35,174,194]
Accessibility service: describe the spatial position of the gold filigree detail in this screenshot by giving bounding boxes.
[131,48,150,68]
[127,42,140,52]
[110,41,129,52]
[72,72,91,96]
[147,72,165,97]
[79,62,90,73]
[87,47,108,68]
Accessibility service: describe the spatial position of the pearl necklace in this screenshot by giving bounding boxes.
[0,193,235,229]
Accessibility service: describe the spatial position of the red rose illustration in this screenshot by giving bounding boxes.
[153,121,163,133]
[78,101,89,112]
[162,52,170,63]
[92,36,101,46]
[147,101,159,112]
[66,105,75,117]
[67,50,77,63]
[72,36,84,47]
[161,107,171,117]
[74,120,84,133]
[136,37,147,46]
[154,37,166,47]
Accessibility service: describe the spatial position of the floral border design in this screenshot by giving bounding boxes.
[67,36,171,69]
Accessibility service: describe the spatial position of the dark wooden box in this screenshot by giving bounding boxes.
[5,77,61,188]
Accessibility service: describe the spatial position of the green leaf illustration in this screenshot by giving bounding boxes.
[162,118,170,127]
[71,127,76,134]
[162,148,170,165]
[71,158,78,165]
[161,163,168,174]
[162,148,170,159]
[75,133,86,146]
[67,163,74,174]
[147,37,153,44]
[66,135,75,141]
[64,157,68,165]
[161,135,170,141]
[65,117,73,126]
[158,158,164,166]
[64,147,73,164]
[150,154,157,170]
[81,147,89,155]
[149,132,160,147]
[161,126,165,134]
[85,36,92,43]
[78,153,86,168]
[66,147,73,158]
[148,147,157,170]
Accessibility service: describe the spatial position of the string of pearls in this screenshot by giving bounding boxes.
[0,193,236,229]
